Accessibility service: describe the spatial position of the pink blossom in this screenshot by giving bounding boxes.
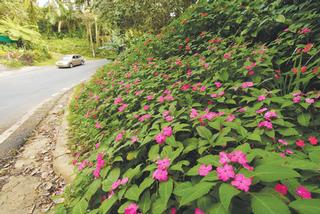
[285,149,294,155]
[163,111,170,117]
[241,82,254,89]
[95,122,102,129]
[299,27,311,34]
[118,103,128,112]
[231,174,252,192]
[171,208,177,214]
[78,160,88,171]
[296,139,305,147]
[114,97,123,105]
[257,95,266,101]
[115,133,123,142]
[305,98,315,104]
[264,111,277,120]
[157,158,170,170]
[278,139,288,146]
[200,86,206,92]
[143,105,150,111]
[218,91,225,96]
[223,52,231,59]
[146,95,154,100]
[152,169,168,182]
[198,164,212,176]
[215,81,222,88]
[175,59,182,66]
[238,107,246,113]
[226,114,236,122]
[256,107,268,114]
[190,108,199,118]
[204,112,218,121]
[217,164,235,181]
[164,95,174,101]
[155,133,166,144]
[163,126,173,137]
[181,84,191,91]
[296,186,312,199]
[186,69,192,77]
[274,184,288,196]
[93,167,101,178]
[194,208,205,214]
[293,96,301,103]
[95,143,100,149]
[258,121,273,129]
[308,136,318,145]
[229,151,248,165]
[159,96,165,103]
[112,180,121,190]
[131,136,138,143]
[165,116,173,122]
[219,152,230,165]
[124,203,139,214]
[121,177,129,185]
[204,63,209,69]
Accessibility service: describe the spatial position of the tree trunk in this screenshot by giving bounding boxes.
[94,17,99,46]
[58,21,62,33]
[88,24,95,58]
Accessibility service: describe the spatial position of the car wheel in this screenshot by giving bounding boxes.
[70,63,73,68]
[81,60,85,65]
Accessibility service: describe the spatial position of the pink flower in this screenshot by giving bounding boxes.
[95,143,100,149]
[155,133,166,144]
[198,164,212,176]
[200,86,206,92]
[285,149,294,155]
[157,158,170,170]
[165,115,173,122]
[256,107,268,114]
[114,97,123,105]
[143,105,150,111]
[229,151,248,165]
[226,114,236,122]
[124,203,139,214]
[223,52,231,59]
[293,96,301,103]
[163,126,173,137]
[163,111,170,117]
[121,177,129,185]
[231,174,252,192]
[204,63,209,69]
[258,121,273,129]
[181,84,191,91]
[238,107,246,113]
[296,139,305,147]
[264,111,277,120]
[159,96,165,103]
[278,139,288,146]
[190,108,199,118]
[115,133,123,142]
[78,160,88,171]
[152,169,168,182]
[131,136,138,143]
[171,208,177,214]
[118,103,128,112]
[95,122,102,129]
[194,208,205,214]
[217,164,235,181]
[146,95,154,100]
[175,59,182,66]
[296,186,312,199]
[215,81,222,88]
[93,167,101,178]
[219,152,231,165]
[112,180,121,190]
[257,95,266,101]
[299,27,311,34]
[308,136,318,145]
[305,98,315,104]
[241,82,254,89]
[274,184,288,196]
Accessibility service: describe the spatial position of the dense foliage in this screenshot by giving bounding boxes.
[56,0,320,213]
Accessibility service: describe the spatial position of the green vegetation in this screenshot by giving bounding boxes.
[53,0,320,213]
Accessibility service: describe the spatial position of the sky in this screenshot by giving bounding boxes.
[37,0,49,7]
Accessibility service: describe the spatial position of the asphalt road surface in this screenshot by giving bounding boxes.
[0,59,108,134]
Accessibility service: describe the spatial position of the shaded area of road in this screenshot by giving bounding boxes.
[0,59,107,133]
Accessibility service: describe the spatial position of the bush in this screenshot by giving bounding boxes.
[55,1,320,213]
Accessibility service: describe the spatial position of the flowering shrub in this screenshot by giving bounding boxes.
[55,1,320,214]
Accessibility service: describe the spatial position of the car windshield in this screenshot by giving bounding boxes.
[61,56,72,60]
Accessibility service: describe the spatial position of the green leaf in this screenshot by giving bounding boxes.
[309,150,320,163]
[139,191,151,213]
[72,199,88,214]
[84,179,101,201]
[219,183,240,210]
[159,178,173,206]
[209,202,228,214]
[247,132,262,142]
[102,168,120,192]
[139,177,154,194]
[251,193,290,214]
[198,155,220,166]
[254,165,300,182]
[278,128,299,136]
[289,199,320,214]
[297,113,311,127]
[148,144,160,160]
[99,195,117,214]
[125,185,140,201]
[196,126,212,140]
[275,15,286,23]
[180,182,214,206]
[123,165,141,179]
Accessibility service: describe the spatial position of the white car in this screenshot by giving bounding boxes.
[56,54,85,68]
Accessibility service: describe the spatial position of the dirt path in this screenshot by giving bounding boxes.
[0,92,72,214]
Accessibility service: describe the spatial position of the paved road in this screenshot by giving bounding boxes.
[0,59,108,134]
